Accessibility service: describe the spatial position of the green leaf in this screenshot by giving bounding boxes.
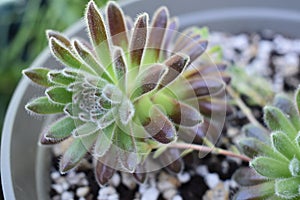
[234,181,275,200]
[46,86,72,104]
[50,38,95,74]
[251,157,290,178]
[233,167,267,186]
[94,124,115,157]
[60,134,96,173]
[271,131,300,160]
[289,157,300,177]
[73,122,99,137]
[73,40,112,82]
[273,93,300,130]
[118,98,135,125]
[228,65,274,107]
[46,117,75,139]
[25,96,64,114]
[264,106,298,139]
[23,68,53,87]
[239,138,286,161]
[296,87,300,114]
[115,126,137,172]
[242,124,270,144]
[275,177,300,199]
[48,71,76,85]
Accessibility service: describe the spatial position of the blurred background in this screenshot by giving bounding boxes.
[0,0,113,134]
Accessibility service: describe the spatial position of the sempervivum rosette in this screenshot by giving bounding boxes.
[23,0,229,186]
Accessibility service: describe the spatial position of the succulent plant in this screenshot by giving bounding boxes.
[234,87,300,199]
[23,0,229,186]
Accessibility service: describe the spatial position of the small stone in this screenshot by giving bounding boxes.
[226,128,239,138]
[141,187,159,200]
[80,178,89,186]
[51,171,61,180]
[98,186,118,200]
[52,195,61,200]
[110,173,121,187]
[203,182,229,200]
[52,184,64,194]
[163,189,177,200]
[61,181,69,190]
[205,173,220,189]
[177,172,191,184]
[107,194,119,200]
[172,195,183,200]
[157,180,175,192]
[76,187,90,197]
[79,197,86,200]
[121,172,136,190]
[61,191,74,200]
[196,165,209,176]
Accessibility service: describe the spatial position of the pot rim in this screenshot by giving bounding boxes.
[2,1,300,199]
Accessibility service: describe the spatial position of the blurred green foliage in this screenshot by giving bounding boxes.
[0,0,112,132]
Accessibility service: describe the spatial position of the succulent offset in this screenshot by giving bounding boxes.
[234,87,300,200]
[23,1,229,186]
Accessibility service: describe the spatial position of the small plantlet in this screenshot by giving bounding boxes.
[23,0,229,186]
[234,87,300,200]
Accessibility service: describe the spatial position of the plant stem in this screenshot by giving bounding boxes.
[169,142,251,162]
[226,86,268,132]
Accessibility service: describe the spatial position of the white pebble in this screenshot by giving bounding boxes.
[196,165,209,176]
[61,191,74,200]
[163,189,177,200]
[107,194,119,200]
[157,181,175,192]
[52,184,64,194]
[121,173,136,189]
[110,173,121,187]
[51,171,61,180]
[205,173,220,189]
[172,195,183,200]
[61,182,69,190]
[177,172,191,183]
[79,197,86,200]
[98,186,119,200]
[141,187,159,200]
[76,187,90,197]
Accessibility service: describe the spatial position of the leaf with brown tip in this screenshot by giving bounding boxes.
[23,68,53,87]
[46,30,71,49]
[158,148,183,174]
[143,106,176,144]
[143,6,169,64]
[131,64,168,100]
[160,54,189,87]
[129,13,148,68]
[161,18,179,59]
[94,157,115,187]
[60,134,96,173]
[86,1,113,77]
[179,39,208,62]
[107,2,128,49]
